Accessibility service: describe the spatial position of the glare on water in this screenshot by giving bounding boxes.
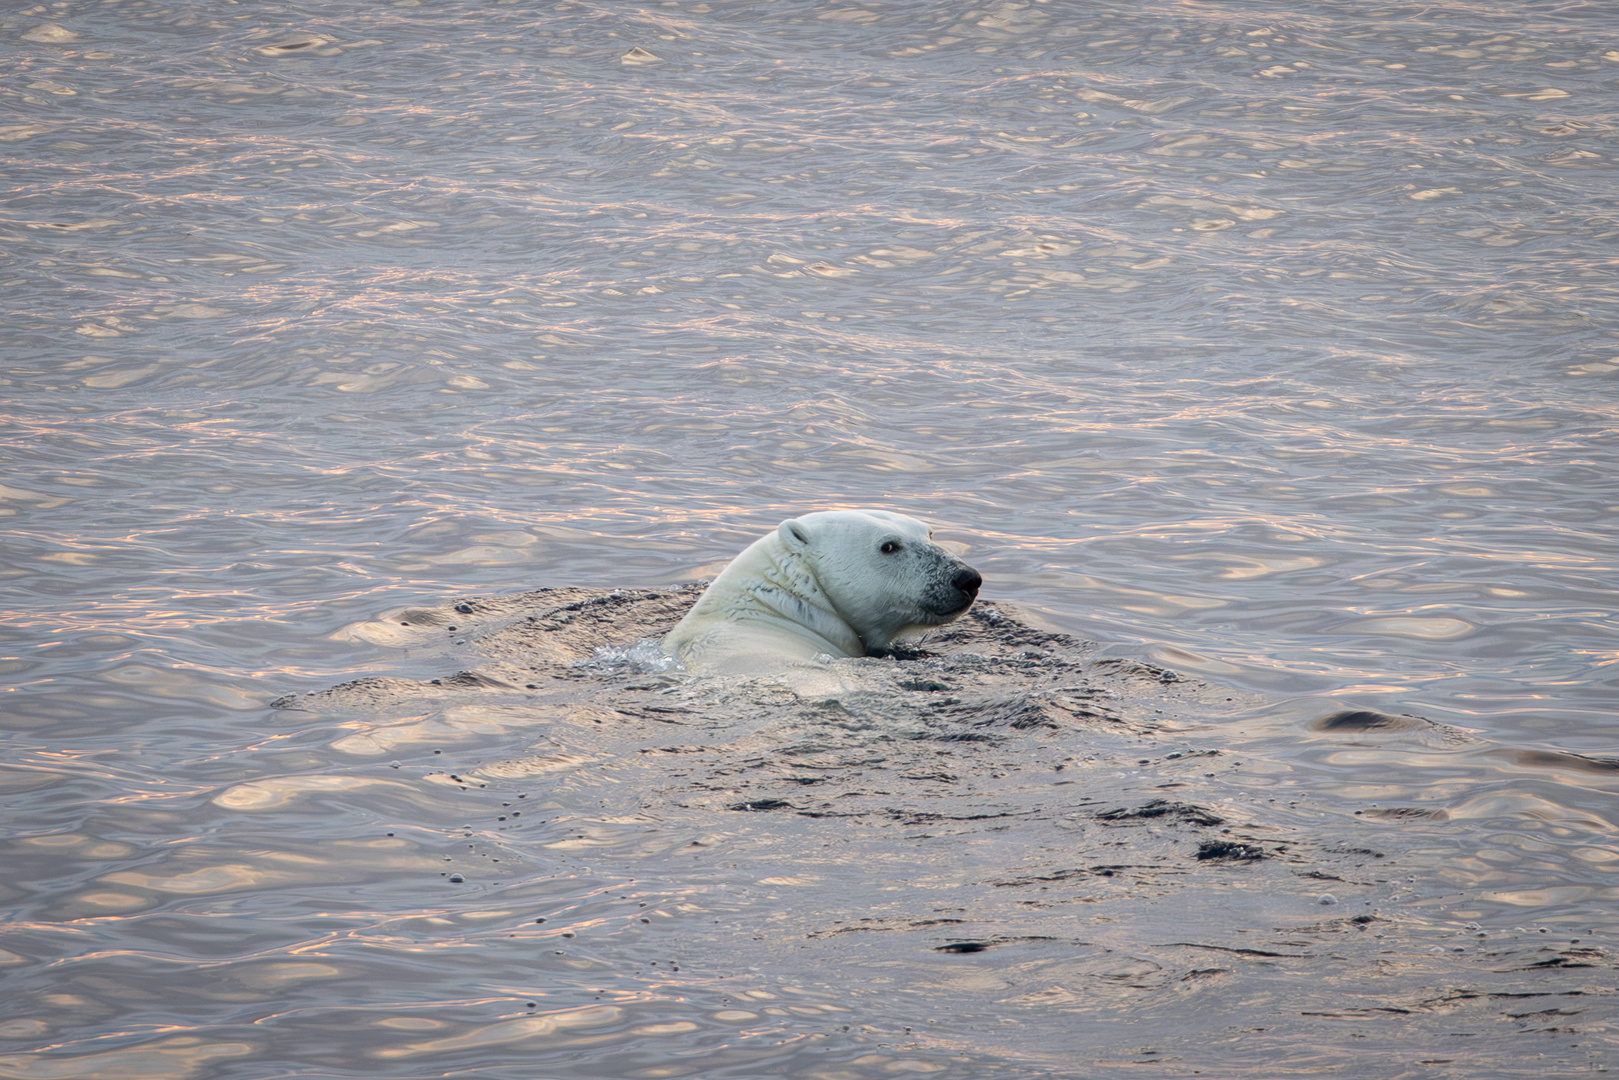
[2,0,1616,1076]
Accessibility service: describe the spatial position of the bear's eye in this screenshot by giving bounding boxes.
[880,540,901,554]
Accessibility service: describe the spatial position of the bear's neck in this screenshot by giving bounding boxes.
[731,542,865,657]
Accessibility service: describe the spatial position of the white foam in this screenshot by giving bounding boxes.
[573,638,683,677]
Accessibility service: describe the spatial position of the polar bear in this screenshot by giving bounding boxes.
[662,510,982,674]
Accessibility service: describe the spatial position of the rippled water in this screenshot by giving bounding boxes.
[3,0,1617,1075]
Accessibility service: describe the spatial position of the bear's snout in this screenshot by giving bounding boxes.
[952,565,982,600]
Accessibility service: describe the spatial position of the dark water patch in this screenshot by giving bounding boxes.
[1164,941,1302,958]
[1509,749,1619,775]
[991,867,1092,888]
[1311,709,1430,733]
[1513,947,1608,971]
[935,937,1056,954]
[1361,806,1451,822]
[1096,799,1225,827]
[728,798,793,812]
[1195,839,1270,862]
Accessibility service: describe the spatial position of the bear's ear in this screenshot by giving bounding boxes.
[777,517,812,551]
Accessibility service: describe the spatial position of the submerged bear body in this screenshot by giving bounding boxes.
[662,509,981,674]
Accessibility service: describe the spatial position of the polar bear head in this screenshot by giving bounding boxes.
[776,509,981,653]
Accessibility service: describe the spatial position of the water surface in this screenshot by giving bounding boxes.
[2,0,1617,1075]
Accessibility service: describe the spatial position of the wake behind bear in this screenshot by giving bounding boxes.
[662,510,982,675]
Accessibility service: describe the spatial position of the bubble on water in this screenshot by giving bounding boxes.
[1317,893,1337,905]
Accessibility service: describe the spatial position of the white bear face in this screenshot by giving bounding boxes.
[777,509,981,652]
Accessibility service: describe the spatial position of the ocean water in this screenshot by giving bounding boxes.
[2,0,1617,1075]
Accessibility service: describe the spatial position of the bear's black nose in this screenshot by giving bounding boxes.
[953,565,982,598]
